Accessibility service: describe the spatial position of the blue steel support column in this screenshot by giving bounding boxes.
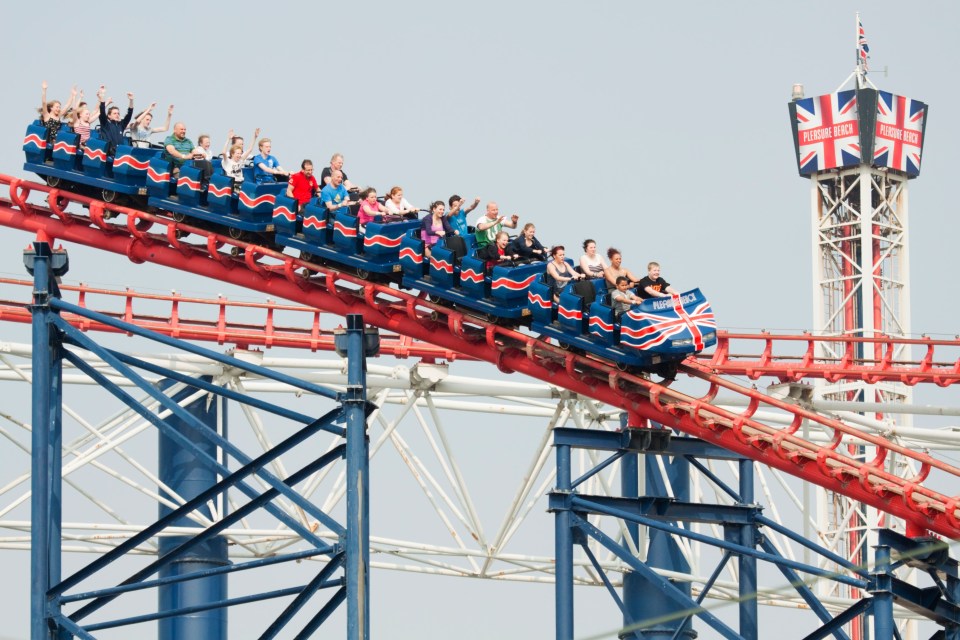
[555,440,574,640]
[50,318,63,610]
[157,378,228,640]
[946,561,960,640]
[619,413,641,637]
[871,545,893,640]
[28,242,57,640]
[343,315,370,640]
[628,426,696,639]
[738,459,758,639]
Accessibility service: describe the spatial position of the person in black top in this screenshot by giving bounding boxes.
[508,223,546,262]
[636,261,680,299]
[477,231,519,272]
[96,85,134,157]
[320,153,358,192]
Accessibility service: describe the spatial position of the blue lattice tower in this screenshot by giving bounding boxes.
[25,240,376,639]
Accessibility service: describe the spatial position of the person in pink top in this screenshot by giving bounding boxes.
[420,200,457,256]
[358,188,388,232]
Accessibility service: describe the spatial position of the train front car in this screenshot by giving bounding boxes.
[619,289,717,357]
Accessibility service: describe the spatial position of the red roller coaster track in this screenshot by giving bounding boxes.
[2,174,960,538]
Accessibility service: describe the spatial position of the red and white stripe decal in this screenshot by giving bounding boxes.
[558,305,582,321]
[239,192,276,208]
[430,256,453,275]
[491,273,537,291]
[53,141,77,155]
[84,147,107,162]
[460,268,484,284]
[303,216,327,231]
[363,234,402,249]
[273,206,296,222]
[333,220,357,238]
[114,155,151,171]
[177,176,202,193]
[589,315,614,332]
[527,291,551,309]
[146,166,170,182]
[208,183,233,198]
[399,247,423,264]
[23,133,46,149]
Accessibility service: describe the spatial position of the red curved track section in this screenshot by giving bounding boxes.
[0,278,471,361]
[2,175,960,538]
[703,332,959,388]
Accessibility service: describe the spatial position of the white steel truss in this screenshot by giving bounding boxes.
[809,165,917,637]
[0,339,956,636]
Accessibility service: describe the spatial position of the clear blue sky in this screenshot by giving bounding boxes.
[1,1,958,638]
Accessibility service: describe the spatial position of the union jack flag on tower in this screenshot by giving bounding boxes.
[858,17,870,72]
[873,91,926,175]
[793,90,861,175]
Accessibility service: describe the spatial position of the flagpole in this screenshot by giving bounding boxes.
[855,12,863,89]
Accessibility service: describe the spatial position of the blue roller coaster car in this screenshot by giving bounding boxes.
[22,119,718,373]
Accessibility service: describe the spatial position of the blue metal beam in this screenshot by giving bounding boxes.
[569,495,867,588]
[578,540,641,639]
[551,493,760,525]
[157,379,226,640]
[80,581,343,632]
[110,350,344,435]
[572,513,742,639]
[680,458,866,578]
[66,443,345,623]
[61,548,334,603]
[554,442,574,639]
[28,241,57,640]
[50,297,341,401]
[52,395,345,597]
[571,450,625,490]
[260,553,346,639]
[798,599,873,640]
[343,314,371,640]
[57,341,346,541]
[758,537,851,640]
[292,586,348,639]
[26,244,372,640]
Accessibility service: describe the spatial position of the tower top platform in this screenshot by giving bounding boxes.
[788,13,929,179]
[788,87,928,178]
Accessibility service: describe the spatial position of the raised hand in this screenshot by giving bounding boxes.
[126,92,134,101]
[42,80,48,91]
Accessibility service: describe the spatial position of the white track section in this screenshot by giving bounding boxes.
[810,167,916,628]
[0,340,955,627]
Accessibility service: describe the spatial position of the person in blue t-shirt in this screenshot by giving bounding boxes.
[447,194,480,238]
[253,138,290,183]
[320,169,354,214]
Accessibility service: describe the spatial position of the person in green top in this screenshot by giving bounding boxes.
[162,122,212,180]
[473,201,518,248]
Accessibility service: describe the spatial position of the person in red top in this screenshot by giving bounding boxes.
[286,159,320,207]
[477,231,519,272]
